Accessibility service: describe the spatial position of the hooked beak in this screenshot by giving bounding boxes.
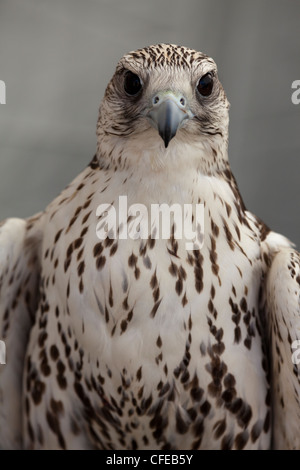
[147,92,193,148]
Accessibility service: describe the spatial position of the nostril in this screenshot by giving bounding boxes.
[154,96,160,104]
[180,97,185,106]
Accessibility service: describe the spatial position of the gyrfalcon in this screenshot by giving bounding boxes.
[0,44,299,450]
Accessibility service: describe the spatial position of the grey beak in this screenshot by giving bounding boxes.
[147,92,192,148]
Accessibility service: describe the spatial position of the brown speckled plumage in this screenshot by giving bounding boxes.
[0,44,299,450]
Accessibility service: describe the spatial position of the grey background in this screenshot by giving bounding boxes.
[0,0,299,245]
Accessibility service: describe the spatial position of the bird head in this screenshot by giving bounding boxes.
[97,44,230,173]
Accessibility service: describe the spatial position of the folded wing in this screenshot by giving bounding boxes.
[0,216,42,449]
[265,245,300,449]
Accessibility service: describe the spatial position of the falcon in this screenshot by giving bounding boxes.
[0,44,299,450]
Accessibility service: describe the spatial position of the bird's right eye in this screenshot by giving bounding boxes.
[197,72,213,97]
[124,71,142,96]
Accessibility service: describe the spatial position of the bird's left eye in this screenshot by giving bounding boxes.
[197,72,213,97]
[124,71,142,96]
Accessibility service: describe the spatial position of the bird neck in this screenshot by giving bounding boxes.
[96,128,229,177]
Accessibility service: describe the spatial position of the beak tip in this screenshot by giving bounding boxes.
[159,129,172,148]
[159,127,175,149]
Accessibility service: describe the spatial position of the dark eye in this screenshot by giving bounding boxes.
[197,72,213,97]
[124,71,142,96]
